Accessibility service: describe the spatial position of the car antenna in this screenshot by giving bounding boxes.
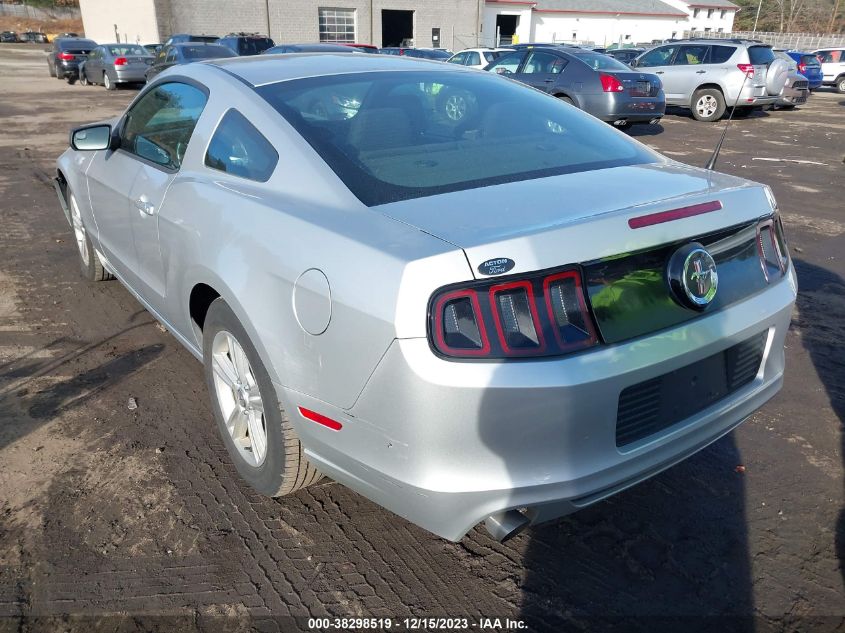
[705,70,752,170]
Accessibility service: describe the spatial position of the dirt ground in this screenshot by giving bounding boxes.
[0,45,844,632]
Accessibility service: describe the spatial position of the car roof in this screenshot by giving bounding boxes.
[208,52,469,86]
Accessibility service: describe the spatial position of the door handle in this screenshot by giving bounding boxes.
[655,71,664,74]
[134,196,155,215]
[696,70,706,74]
[544,78,555,83]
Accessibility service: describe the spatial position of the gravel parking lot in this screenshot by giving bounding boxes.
[0,45,844,632]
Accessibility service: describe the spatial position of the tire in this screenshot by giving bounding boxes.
[104,72,116,91]
[557,95,575,106]
[203,299,322,497]
[48,61,56,77]
[80,72,89,86]
[837,76,845,94]
[68,190,113,282]
[66,75,76,85]
[691,87,726,122]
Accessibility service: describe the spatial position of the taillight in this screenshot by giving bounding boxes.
[797,62,807,73]
[599,73,625,92]
[737,63,755,78]
[57,52,74,60]
[114,57,127,66]
[429,267,598,359]
[756,217,789,283]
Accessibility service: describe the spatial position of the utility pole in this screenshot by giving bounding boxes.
[752,0,763,34]
[830,0,841,33]
[265,0,272,38]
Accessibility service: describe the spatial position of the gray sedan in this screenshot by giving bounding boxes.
[485,46,665,127]
[54,54,794,542]
[78,44,154,89]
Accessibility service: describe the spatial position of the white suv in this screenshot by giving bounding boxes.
[447,48,514,69]
[813,47,845,93]
[632,39,789,122]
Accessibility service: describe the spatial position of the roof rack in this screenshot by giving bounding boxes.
[673,37,764,44]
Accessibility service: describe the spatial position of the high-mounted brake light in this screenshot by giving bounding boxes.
[114,57,128,66]
[599,73,625,93]
[57,52,74,60]
[429,267,599,360]
[737,63,755,78]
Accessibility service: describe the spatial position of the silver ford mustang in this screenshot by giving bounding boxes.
[54,53,796,542]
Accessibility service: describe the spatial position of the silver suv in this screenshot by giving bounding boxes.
[632,39,789,122]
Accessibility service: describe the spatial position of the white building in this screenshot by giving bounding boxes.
[482,0,738,48]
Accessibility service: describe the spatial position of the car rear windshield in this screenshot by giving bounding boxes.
[238,37,274,55]
[748,45,775,65]
[60,39,96,50]
[183,45,236,59]
[256,70,656,206]
[107,45,147,56]
[568,51,631,71]
[800,54,821,65]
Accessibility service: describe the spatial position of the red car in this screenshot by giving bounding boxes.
[342,43,379,54]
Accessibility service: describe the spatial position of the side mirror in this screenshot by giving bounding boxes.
[495,67,511,75]
[70,124,113,151]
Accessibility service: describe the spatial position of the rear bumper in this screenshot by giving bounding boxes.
[114,67,148,83]
[580,91,666,123]
[283,267,797,541]
[778,86,809,105]
[56,60,80,77]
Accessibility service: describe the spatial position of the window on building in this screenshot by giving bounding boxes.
[693,8,700,17]
[704,27,712,32]
[707,9,714,17]
[319,7,356,43]
[720,10,727,18]
[718,27,724,33]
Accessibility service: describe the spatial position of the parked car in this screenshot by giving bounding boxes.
[53,53,795,542]
[784,50,823,90]
[145,43,236,81]
[343,43,379,53]
[0,31,18,44]
[76,43,154,89]
[607,48,645,64]
[216,33,275,56]
[20,31,48,44]
[381,47,452,60]
[631,39,789,121]
[813,47,845,93]
[164,34,219,46]
[264,43,359,54]
[772,49,809,109]
[144,43,162,56]
[485,46,664,127]
[47,37,97,80]
[448,47,514,69]
[509,42,573,49]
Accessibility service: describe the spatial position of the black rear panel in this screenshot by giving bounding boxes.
[616,331,767,447]
[583,221,769,345]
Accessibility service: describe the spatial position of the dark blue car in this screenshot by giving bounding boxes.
[786,50,824,90]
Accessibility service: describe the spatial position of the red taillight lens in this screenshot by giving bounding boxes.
[797,62,807,74]
[57,52,74,60]
[114,56,127,66]
[737,63,755,78]
[429,268,599,360]
[599,73,625,93]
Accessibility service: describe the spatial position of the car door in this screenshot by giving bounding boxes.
[123,82,208,303]
[514,50,567,94]
[86,46,102,80]
[818,50,843,82]
[667,44,711,101]
[465,51,482,68]
[448,51,467,66]
[634,45,680,101]
[485,50,527,77]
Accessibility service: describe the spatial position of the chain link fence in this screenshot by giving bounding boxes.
[685,29,845,50]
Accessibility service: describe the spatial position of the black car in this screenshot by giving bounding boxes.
[0,31,17,43]
[47,37,97,80]
[607,48,645,64]
[263,43,358,54]
[163,34,219,46]
[216,33,274,56]
[145,42,236,81]
[20,31,48,44]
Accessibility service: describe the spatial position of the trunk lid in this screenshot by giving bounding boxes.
[374,162,772,278]
[607,71,662,97]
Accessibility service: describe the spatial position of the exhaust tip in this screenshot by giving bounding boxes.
[613,119,627,126]
[649,117,663,125]
[484,510,530,542]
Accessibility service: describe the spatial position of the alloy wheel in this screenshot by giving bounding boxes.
[211,330,267,467]
[696,95,718,118]
[445,94,468,121]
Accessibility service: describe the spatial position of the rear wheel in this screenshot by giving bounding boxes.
[80,72,89,86]
[104,72,116,91]
[557,95,575,106]
[48,61,56,77]
[691,88,726,122]
[68,191,113,282]
[837,76,845,94]
[203,299,322,497]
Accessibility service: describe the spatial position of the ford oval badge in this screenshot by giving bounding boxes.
[478,258,515,276]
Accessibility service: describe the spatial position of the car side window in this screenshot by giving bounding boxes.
[486,51,526,75]
[820,50,840,63]
[674,45,709,65]
[120,82,208,170]
[709,45,735,64]
[205,109,279,182]
[467,51,481,66]
[165,48,178,63]
[523,51,566,74]
[637,45,676,67]
[448,52,467,65]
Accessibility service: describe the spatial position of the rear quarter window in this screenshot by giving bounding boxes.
[709,45,736,64]
[205,109,279,182]
[748,46,775,65]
